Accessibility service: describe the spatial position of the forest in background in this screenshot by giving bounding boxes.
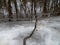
[0,0,60,21]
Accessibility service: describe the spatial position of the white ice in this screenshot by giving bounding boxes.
[0,17,60,45]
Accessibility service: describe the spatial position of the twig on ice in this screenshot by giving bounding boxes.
[23,15,37,45]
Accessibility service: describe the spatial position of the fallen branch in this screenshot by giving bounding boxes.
[23,15,37,45]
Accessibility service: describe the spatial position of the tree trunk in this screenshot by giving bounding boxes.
[43,0,47,13]
[3,0,7,7]
[0,0,2,8]
[31,0,34,19]
[14,0,18,20]
[8,0,13,21]
[22,0,28,18]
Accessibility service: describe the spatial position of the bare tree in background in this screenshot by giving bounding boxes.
[43,0,47,13]
[0,0,7,9]
[0,0,2,9]
[3,0,7,8]
[30,0,38,19]
[22,0,28,18]
[14,0,19,20]
[31,0,34,19]
[0,0,60,21]
[8,0,13,21]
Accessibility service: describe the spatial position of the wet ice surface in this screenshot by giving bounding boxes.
[0,17,60,45]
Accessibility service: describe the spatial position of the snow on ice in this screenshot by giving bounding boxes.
[0,17,60,45]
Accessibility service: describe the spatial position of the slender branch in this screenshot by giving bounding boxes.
[23,15,37,45]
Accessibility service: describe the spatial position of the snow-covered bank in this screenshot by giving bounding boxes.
[0,17,60,45]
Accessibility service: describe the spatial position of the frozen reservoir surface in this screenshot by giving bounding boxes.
[0,17,60,45]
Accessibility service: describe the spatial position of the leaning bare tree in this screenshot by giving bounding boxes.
[23,12,37,45]
[23,0,38,45]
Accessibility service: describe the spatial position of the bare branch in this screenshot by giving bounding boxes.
[23,15,37,45]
